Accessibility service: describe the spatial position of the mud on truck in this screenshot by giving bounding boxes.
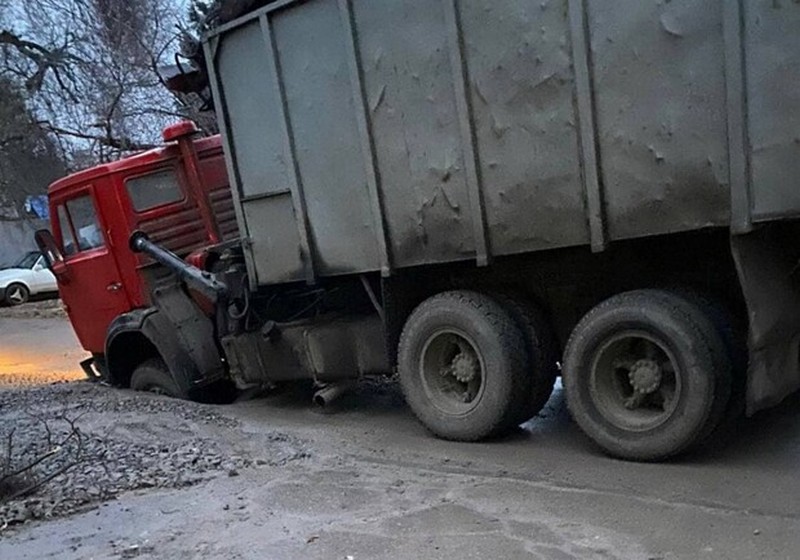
[35,0,800,461]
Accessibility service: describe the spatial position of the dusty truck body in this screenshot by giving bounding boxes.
[42,0,800,460]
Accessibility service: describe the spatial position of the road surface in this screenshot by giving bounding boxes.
[0,314,798,559]
[0,306,87,387]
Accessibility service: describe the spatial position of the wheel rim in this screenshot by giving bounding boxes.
[589,331,682,432]
[419,329,486,416]
[7,286,26,305]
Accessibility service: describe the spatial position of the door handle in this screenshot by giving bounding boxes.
[107,282,123,293]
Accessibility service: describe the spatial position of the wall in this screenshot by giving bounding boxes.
[0,219,47,267]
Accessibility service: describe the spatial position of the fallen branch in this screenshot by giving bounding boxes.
[0,413,87,504]
[0,447,62,487]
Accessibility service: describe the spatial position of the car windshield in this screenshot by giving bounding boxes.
[12,251,40,269]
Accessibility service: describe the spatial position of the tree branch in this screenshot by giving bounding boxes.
[0,29,80,94]
[41,122,157,152]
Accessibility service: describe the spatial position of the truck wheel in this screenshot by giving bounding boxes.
[398,291,527,442]
[5,283,29,306]
[683,292,746,445]
[493,293,559,424]
[130,358,186,399]
[667,290,740,446]
[563,290,722,461]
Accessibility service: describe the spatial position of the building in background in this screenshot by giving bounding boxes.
[0,199,47,268]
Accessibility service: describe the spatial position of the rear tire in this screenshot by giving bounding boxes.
[684,292,747,445]
[5,283,29,306]
[563,290,724,461]
[493,293,559,424]
[130,358,185,399]
[398,291,528,441]
[674,289,747,448]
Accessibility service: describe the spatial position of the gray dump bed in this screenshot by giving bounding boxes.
[204,0,800,287]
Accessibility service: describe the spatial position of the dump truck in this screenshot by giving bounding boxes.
[37,0,800,461]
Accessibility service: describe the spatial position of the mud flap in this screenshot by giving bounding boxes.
[731,224,800,415]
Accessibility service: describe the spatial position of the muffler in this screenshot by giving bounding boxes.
[313,383,353,407]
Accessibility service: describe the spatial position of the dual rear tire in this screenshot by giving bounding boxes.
[398,290,557,442]
[563,289,737,461]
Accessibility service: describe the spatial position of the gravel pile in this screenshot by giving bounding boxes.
[0,383,309,528]
[0,299,66,320]
[0,383,238,427]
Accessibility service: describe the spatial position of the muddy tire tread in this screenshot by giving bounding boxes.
[564,289,721,461]
[398,290,528,442]
[130,358,184,399]
[492,292,559,425]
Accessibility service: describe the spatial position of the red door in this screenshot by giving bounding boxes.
[53,188,132,354]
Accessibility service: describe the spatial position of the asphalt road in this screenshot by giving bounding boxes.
[1,316,799,559]
[0,313,87,387]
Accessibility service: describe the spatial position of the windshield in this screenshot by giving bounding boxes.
[12,251,40,269]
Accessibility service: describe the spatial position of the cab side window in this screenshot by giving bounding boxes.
[58,195,105,256]
[126,169,183,212]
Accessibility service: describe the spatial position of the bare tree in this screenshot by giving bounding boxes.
[0,0,191,165]
[0,78,64,217]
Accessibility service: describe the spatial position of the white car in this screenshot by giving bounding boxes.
[0,251,59,306]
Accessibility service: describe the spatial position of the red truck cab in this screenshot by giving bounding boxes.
[39,124,235,362]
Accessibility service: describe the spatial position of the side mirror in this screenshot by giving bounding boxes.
[35,229,69,282]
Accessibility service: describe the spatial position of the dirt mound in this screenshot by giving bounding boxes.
[0,372,85,388]
[0,300,66,320]
[0,383,310,529]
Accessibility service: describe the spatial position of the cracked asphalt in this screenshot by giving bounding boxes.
[1,316,799,559]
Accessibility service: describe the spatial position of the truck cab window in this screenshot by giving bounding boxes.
[58,195,104,255]
[126,169,183,212]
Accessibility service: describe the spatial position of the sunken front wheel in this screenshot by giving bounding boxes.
[563,290,718,461]
[398,291,527,442]
[130,358,185,399]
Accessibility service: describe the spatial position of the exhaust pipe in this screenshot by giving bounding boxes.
[313,383,353,407]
